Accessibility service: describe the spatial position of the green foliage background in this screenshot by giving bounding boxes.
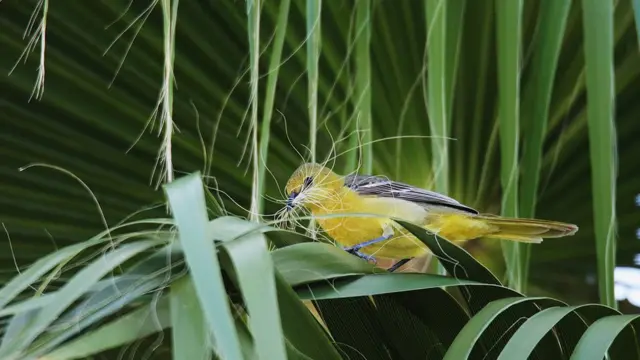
[2,0,638,300]
[1,0,640,358]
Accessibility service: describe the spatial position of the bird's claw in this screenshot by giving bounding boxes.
[343,246,377,264]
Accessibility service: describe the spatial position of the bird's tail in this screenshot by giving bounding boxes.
[476,215,578,244]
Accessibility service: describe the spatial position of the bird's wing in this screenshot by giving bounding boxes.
[344,174,478,214]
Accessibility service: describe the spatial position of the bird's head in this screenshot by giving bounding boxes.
[284,163,344,211]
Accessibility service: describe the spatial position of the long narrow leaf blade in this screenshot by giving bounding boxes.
[355,0,372,173]
[581,0,617,308]
[43,296,172,360]
[570,315,640,359]
[632,0,640,48]
[171,276,211,360]
[275,272,343,359]
[164,172,243,360]
[426,0,449,195]
[0,240,161,358]
[247,0,262,221]
[307,0,321,164]
[221,232,287,359]
[0,227,130,311]
[297,273,479,300]
[256,0,291,216]
[518,0,571,290]
[497,305,612,359]
[443,296,560,360]
[209,216,340,359]
[495,0,524,292]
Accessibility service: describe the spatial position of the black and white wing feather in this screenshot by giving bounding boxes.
[344,174,478,214]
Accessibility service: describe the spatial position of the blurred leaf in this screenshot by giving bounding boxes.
[306,0,321,164]
[426,0,456,276]
[0,226,129,310]
[633,0,640,48]
[355,0,372,173]
[246,0,261,221]
[426,0,450,196]
[255,0,291,216]
[171,276,211,360]
[519,0,571,289]
[495,0,524,292]
[0,239,162,359]
[44,295,172,360]
[28,269,176,357]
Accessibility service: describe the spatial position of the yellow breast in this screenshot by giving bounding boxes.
[308,188,430,259]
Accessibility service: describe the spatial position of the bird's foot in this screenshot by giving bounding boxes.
[387,258,412,273]
[343,246,377,264]
[342,233,395,265]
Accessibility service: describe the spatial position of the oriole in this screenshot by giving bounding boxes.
[283,163,578,271]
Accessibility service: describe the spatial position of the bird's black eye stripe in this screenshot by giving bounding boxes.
[303,176,313,188]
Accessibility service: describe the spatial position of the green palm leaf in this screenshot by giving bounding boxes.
[2,0,640,358]
[0,173,637,359]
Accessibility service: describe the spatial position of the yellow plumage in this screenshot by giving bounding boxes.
[283,163,578,260]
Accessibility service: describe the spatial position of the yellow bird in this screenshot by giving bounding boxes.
[283,163,578,271]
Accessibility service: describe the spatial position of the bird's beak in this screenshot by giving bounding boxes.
[286,192,297,211]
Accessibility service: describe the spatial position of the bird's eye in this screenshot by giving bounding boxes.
[303,176,313,188]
